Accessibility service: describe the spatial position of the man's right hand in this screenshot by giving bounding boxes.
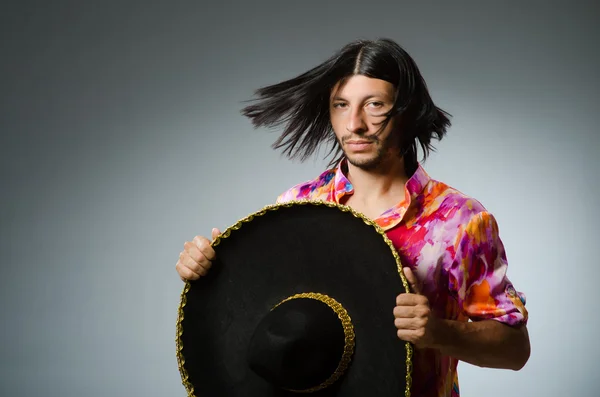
[176,228,221,281]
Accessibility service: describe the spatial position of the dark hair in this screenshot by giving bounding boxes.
[241,38,451,174]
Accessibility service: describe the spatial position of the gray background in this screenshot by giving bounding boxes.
[1,1,598,396]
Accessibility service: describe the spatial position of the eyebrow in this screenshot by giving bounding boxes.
[331,92,390,102]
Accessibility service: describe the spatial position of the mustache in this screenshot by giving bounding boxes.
[341,135,379,144]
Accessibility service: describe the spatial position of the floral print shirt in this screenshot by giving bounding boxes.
[276,159,528,397]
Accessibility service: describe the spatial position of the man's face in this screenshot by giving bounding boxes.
[329,75,400,170]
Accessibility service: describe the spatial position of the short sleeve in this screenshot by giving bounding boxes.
[449,211,528,326]
[276,191,291,204]
[275,183,304,204]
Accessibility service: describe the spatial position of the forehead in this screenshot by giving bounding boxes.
[330,75,395,99]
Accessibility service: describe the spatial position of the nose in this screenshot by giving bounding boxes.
[346,108,367,134]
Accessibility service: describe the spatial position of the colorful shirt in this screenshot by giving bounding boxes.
[276,159,528,397]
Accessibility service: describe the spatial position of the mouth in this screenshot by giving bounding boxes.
[345,140,375,151]
[345,139,373,144]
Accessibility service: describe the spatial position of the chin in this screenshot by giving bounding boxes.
[346,155,382,170]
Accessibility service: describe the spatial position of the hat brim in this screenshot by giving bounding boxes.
[176,200,413,396]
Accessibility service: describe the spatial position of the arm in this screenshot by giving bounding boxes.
[396,269,530,371]
[445,210,530,369]
[434,317,530,370]
[395,211,530,370]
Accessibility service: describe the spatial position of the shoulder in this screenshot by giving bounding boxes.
[419,176,505,242]
[422,177,488,219]
[276,167,337,203]
[423,178,506,246]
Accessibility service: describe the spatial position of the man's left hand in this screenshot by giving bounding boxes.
[394,267,439,348]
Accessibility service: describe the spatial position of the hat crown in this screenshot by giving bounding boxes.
[247,295,352,392]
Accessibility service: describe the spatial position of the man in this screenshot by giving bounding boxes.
[175,38,530,397]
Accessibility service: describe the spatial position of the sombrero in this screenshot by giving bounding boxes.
[176,200,413,396]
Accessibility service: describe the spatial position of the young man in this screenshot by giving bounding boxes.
[175,38,530,397]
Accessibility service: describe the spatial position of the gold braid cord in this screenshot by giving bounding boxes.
[175,199,413,397]
[272,292,355,393]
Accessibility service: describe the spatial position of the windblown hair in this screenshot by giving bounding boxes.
[241,38,451,174]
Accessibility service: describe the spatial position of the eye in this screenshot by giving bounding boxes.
[332,102,347,109]
[366,101,388,116]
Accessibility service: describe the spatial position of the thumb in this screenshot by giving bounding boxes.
[403,267,421,295]
[211,227,221,241]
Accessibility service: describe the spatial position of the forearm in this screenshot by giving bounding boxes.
[432,318,530,370]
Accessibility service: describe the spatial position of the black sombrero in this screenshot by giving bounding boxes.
[176,200,413,396]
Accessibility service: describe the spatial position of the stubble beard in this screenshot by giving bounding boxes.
[341,132,397,171]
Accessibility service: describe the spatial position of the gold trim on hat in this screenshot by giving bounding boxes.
[175,199,413,397]
[272,292,355,393]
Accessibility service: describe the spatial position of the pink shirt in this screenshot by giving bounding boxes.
[276,159,528,397]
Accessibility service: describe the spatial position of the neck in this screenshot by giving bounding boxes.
[344,157,410,201]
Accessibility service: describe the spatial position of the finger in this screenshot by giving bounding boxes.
[394,317,425,330]
[183,254,210,274]
[211,228,221,241]
[183,242,215,272]
[192,236,216,261]
[403,267,421,294]
[184,241,203,262]
[179,248,209,274]
[393,303,430,319]
[397,329,422,343]
[393,305,417,319]
[396,293,427,306]
[176,260,200,280]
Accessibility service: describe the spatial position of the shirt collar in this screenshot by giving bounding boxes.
[332,159,354,204]
[405,162,431,200]
[331,158,431,227]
